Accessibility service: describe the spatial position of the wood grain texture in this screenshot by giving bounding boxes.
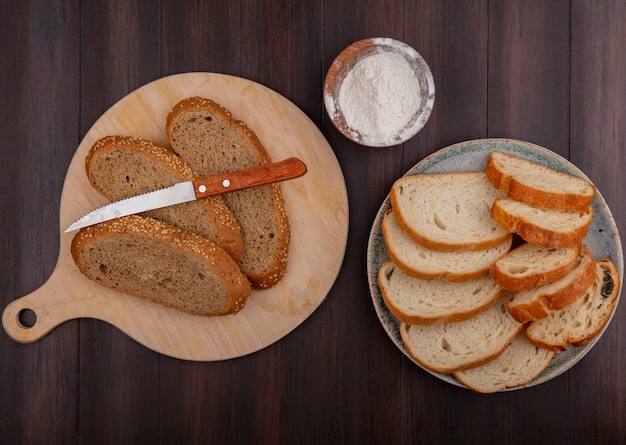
[1,1,625,444]
[2,73,348,361]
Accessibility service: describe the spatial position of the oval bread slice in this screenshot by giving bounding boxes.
[490,243,580,291]
[382,210,512,282]
[491,198,593,249]
[526,258,620,351]
[485,151,595,212]
[454,331,555,393]
[378,261,503,325]
[71,215,252,317]
[400,294,523,374]
[86,135,243,262]
[390,172,510,252]
[505,245,597,323]
[166,97,290,289]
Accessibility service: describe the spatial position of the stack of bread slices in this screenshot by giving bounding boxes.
[71,97,292,317]
[378,150,620,393]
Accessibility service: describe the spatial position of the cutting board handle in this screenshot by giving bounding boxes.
[2,280,73,343]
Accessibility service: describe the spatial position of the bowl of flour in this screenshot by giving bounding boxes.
[324,37,435,147]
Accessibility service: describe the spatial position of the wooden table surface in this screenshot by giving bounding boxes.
[1,1,624,443]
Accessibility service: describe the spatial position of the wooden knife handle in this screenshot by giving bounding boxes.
[193,157,308,199]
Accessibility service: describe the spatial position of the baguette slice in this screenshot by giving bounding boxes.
[400,294,523,374]
[71,215,252,317]
[378,261,503,325]
[454,331,555,393]
[491,198,593,249]
[166,97,290,289]
[506,245,597,323]
[490,243,580,291]
[86,135,243,262]
[526,259,620,351]
[486,151,595,212]
[390,172,510,252]
[382,210,512,282]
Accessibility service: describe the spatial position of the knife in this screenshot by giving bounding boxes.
[65,157,307,233]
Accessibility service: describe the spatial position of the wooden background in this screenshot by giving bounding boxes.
[1,1,624,443]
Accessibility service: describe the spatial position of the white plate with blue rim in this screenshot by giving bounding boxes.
[366,138,623,391]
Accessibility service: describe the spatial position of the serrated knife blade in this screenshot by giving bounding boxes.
[65,157,307,233]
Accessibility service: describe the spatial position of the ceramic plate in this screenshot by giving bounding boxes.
[367,138,623,390]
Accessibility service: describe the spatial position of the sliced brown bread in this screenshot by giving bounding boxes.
[400,294,523,374]
[71,215,252,317]
[454,331,555,393]
[378,261,503,325]
[382,210,512,282]
[390,172,510,252]
[490,243,580,291]
[506,245,597,323]
[485,151,595,212]
[86,135,243,262]
[526,259,620,351]
[166,97,290,289]
[491,198,593,249]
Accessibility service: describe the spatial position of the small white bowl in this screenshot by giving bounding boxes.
[324,37,435,148]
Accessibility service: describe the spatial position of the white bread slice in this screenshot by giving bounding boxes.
[400,294,523,374]
[71,215,252,317]
[491,198,593,249]
[382,210,511,282]
[485,151,595,212]
[378,261,503,325]
[454,331,555,393]
[166,97,290,289]
[526,259,620,351]
[490,243,580,291]
[390,172,510,252]
[506,245,597,323]
[86,135,244,262]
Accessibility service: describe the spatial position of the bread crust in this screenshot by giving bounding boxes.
[490,198,593,249]
[485,151,595,212]
[526,259,621,351]
[506,246,597,323]
[390,172,510,252]
[86,135,244,262]
[378,262,503,325]
[71,215,251,316]
[166,97,290,289]
[489,244,580,291]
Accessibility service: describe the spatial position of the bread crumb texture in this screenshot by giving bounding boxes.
[166,96,290,288]
[71,215,251,317]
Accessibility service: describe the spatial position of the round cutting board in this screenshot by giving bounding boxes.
[2,73,349,361]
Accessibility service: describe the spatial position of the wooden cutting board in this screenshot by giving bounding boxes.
[2,73,349,361]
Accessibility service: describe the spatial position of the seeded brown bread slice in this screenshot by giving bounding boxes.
[71,215,252,317]
[490,243,580,291]
[485,151,595,212]
[86,135,243,262]
[390,172,510,252]
[491,198,593,249]
[526,258,620,351]
[166,97,290,289]
[505,245,597,323]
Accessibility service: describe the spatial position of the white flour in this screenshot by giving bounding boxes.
[338,51,422,145]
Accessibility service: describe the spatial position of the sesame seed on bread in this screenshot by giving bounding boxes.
[86,135,243,262]
[166,97,290,289]
[71,215,252,316]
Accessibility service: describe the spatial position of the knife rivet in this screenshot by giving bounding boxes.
[198,185,207,193]
[222,179,231,188]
